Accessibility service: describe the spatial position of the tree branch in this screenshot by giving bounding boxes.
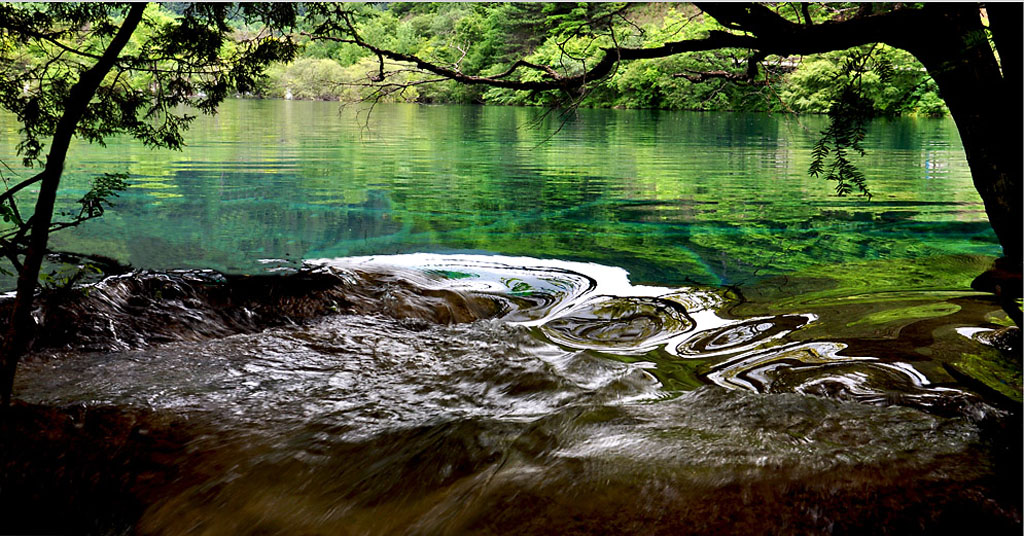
[0,172,45,211]
[309,4,930,97]
[2,2,147,406]
[304,31,567,91]
[491,59,561,80]
[6,27,106,61]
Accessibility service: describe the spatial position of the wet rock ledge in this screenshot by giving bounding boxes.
[1,266,504,354]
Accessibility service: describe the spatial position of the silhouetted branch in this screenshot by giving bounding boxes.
[305,3,931,98]
[675,51,772,84]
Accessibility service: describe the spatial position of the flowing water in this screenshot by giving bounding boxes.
[0,102,1019,534]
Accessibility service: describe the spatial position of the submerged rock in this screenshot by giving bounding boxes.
[971,256,1023,327]
[983,326,1021,355]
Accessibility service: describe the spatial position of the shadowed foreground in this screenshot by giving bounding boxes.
[2,256,1020,535]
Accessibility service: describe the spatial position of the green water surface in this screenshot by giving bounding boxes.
[0,100,999,288]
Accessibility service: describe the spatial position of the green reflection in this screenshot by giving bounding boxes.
[0,101,998,289]
[847,303,961,328]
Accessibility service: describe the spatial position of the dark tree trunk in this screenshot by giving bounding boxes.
[0,4,147,407]
[903,5,1022,265]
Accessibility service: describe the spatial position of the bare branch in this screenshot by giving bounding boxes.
[452,43,468,72]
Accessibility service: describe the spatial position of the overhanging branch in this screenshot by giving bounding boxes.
[306,4,932,96]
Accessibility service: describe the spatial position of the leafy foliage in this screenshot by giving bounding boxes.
[0,172,128,269]
[0,3,300,278]
[264,3,947,117]
[0,4,299,166]
[779,46,946,116]
[807,48,902,198]
[2,4,943,117]
[263,57,349,100]
[39,262,101,292]
[76,173,128,219]
[0,198,21,226]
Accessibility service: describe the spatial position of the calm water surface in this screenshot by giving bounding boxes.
[0,100,999,283]
[1,101,1018,534]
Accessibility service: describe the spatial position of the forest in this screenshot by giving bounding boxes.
[245,3,949,114]
[5,3,950,113]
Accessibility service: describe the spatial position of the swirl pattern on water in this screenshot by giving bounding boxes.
[542,295,696,354]
[674,314,813,357]
[9,253,1013,535]
[691,338,985,417]
[13,254,995,429]
[316,254,604,324]
[305,254,988,415]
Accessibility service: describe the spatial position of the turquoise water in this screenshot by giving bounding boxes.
[0,100,999,287]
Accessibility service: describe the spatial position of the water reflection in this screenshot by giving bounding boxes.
[675,314,812,357]
[1,101,998,288]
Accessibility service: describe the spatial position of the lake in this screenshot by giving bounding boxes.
[1,100,999,283]
[1,101,1018,534]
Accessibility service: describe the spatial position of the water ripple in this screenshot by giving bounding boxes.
[12,253,1002,428]
[543,295,695,354]
[674,314,813,357]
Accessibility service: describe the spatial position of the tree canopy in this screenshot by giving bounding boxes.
[252,3,945,117]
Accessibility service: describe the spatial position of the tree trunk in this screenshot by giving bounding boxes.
[906,5,1022,265]
[0,4,147,407]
